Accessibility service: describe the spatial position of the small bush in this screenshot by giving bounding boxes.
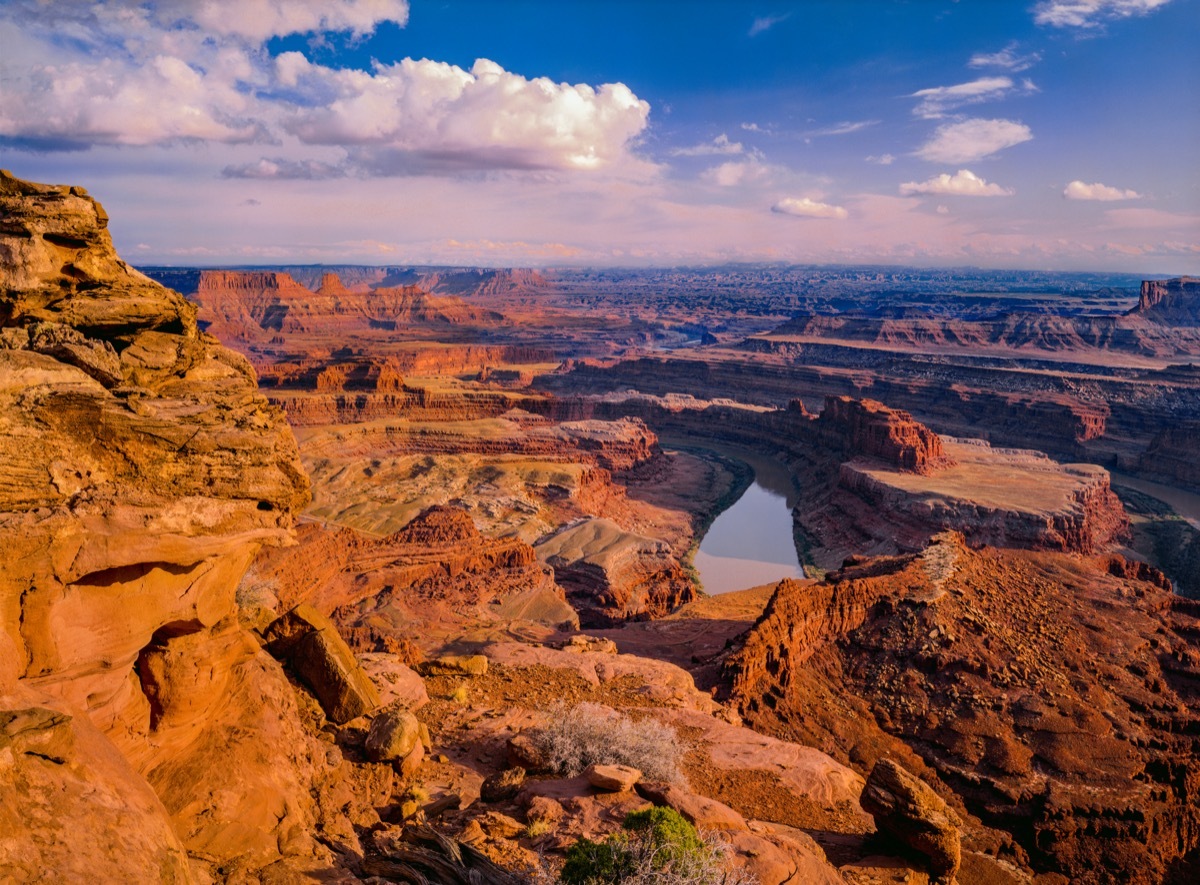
[623,807,704,866]
[560,836,636,885]
[530,703,685,784]
[556,806,757,885]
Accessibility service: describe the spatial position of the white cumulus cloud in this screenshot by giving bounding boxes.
[701,160,764,187]
[276,55,650,172]
[915,118,1033,163]
[771,197,849,220]
[0,2,650,175]
[0,52,266,149]
[1064,180,1142,200]
[1034,0,1174,28]
[900,169,1013,197]
[157,0,411,41]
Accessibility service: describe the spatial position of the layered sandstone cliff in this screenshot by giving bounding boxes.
[0,172,378,880]
[550,391,1129,563]
[1130,276,1200,324]
[816,395,953,474]
[191,269,504,341]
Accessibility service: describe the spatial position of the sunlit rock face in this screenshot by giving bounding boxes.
[0,171,345,880]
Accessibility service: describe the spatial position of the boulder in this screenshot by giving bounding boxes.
[554,634,619,655]
[508,732,550,771]
[264,604,381,723]
[359,652,429,712]
[398,741,425,779]
[478,811,525,839]
[525,796,565,829]
[481,767,527,803]
[860,759,961,883]
[364,705,421,763]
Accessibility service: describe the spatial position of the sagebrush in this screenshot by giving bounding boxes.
[530,702,685,784]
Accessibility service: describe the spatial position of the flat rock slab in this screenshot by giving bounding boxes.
[585,763,641,792]
[635,780,748,832]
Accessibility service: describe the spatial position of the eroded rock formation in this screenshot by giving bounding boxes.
[534,518,697,626]
[191,269,504,341]
[246,506,578,650]
[817,395,953,475]
[728,532,1200,883]
[0,172,375,880]
[1130,277,1200,324]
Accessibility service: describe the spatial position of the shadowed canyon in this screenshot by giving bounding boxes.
[4,172,1200,885]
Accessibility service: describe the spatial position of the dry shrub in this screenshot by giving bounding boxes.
[530,702,685,784]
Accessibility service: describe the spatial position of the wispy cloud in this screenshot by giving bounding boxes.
[916,118,1033,163]
[749,13,790,37]
[771,197,848,220]
[910,77,1036,119]
[805,120,879,137]
[222,157,346,179]
[900,169,1013,197]
[1064,180,1141,200]
[671,134,744,156]
[968,43,1042,72]
[740,122,771,133]
[1034,0,1174,28]
[866,153,895,165]
[701,156,772,187]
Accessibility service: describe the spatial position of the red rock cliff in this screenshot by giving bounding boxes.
[817,395,953,475]
[1130,276,1200,324]
[0,172,380,881]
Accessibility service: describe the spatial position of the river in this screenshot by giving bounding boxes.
[692,453,805,594]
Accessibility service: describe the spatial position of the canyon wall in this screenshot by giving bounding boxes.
[191,269,504,341]
[548,393,1128,561]
[0,172,372,880]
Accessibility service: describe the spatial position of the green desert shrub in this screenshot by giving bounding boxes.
[530,702,685,784]
[560,835,637,885]
[557,806,756,885]
[623,807,705,865]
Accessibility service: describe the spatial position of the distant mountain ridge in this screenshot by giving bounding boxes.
[171,269,505,340]
[143,265,551,300]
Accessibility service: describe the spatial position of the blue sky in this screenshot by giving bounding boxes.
[0,0,1196,271]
